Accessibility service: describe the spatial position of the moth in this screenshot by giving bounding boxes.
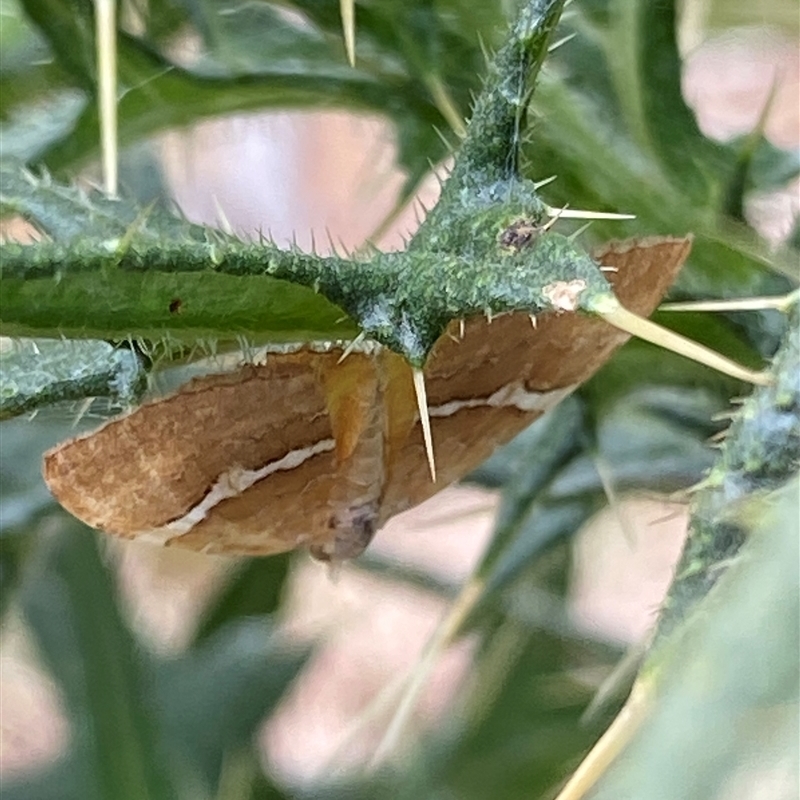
[44,237,691,560]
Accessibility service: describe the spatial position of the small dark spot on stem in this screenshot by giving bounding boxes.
[169,298,182,314]
[499,218,541,251]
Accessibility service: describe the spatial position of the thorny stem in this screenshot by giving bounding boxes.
[553,297,800,799]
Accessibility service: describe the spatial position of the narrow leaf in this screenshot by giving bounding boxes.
[19,518,176,800]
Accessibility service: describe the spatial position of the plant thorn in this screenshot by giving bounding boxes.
[412,368,436,482]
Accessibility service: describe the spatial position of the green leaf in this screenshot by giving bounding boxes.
[579,335,750,416]
[0,0,50,73]
[217,750,294,800]
[155,618,308,788]
[0,526,32,621]
[633,0,727,203]
[18,0,95,89]
[0,413,69,621]
[0,412,64,622]
[0,160,208,241]
[0,339,146,420]
[183,1,353,75]
[192,553,292,644]
[722,125,800,222]
[19,518,177,800]
[1,268,357,342]
[34,29,446,196]
[0,759,86,800]
[12,0,501,197]
[742,137,800,193]
[0,415,68,532]
[484,498,598,598]
[0,163,357,346]
[475,398,593,594]
[701,0,800,34]
[470,348,738,605]
[582,387,719,492]
[437,547,622,800]
[441,633,606,799]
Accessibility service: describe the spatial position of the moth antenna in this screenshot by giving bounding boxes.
[95,0,118,196]
[548,32,577,52]
[532,174,558,190]
[459,319,466,339]
[412,368,436,482]
[545,204,636,221]
[340,0,356,66]
[659,289,798,313]
[337,331,367,364]
[592,297,771,386]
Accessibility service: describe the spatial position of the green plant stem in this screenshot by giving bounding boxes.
[656,299,800,640]
[1,230,611,364]
[1,0,593,368]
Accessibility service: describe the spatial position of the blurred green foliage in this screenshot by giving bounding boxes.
[0,1,798,799]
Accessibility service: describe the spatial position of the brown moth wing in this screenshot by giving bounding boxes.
[377,236,692,522]
[172,445,341,556]
[172,352,391,557]
[44,351,389,555]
